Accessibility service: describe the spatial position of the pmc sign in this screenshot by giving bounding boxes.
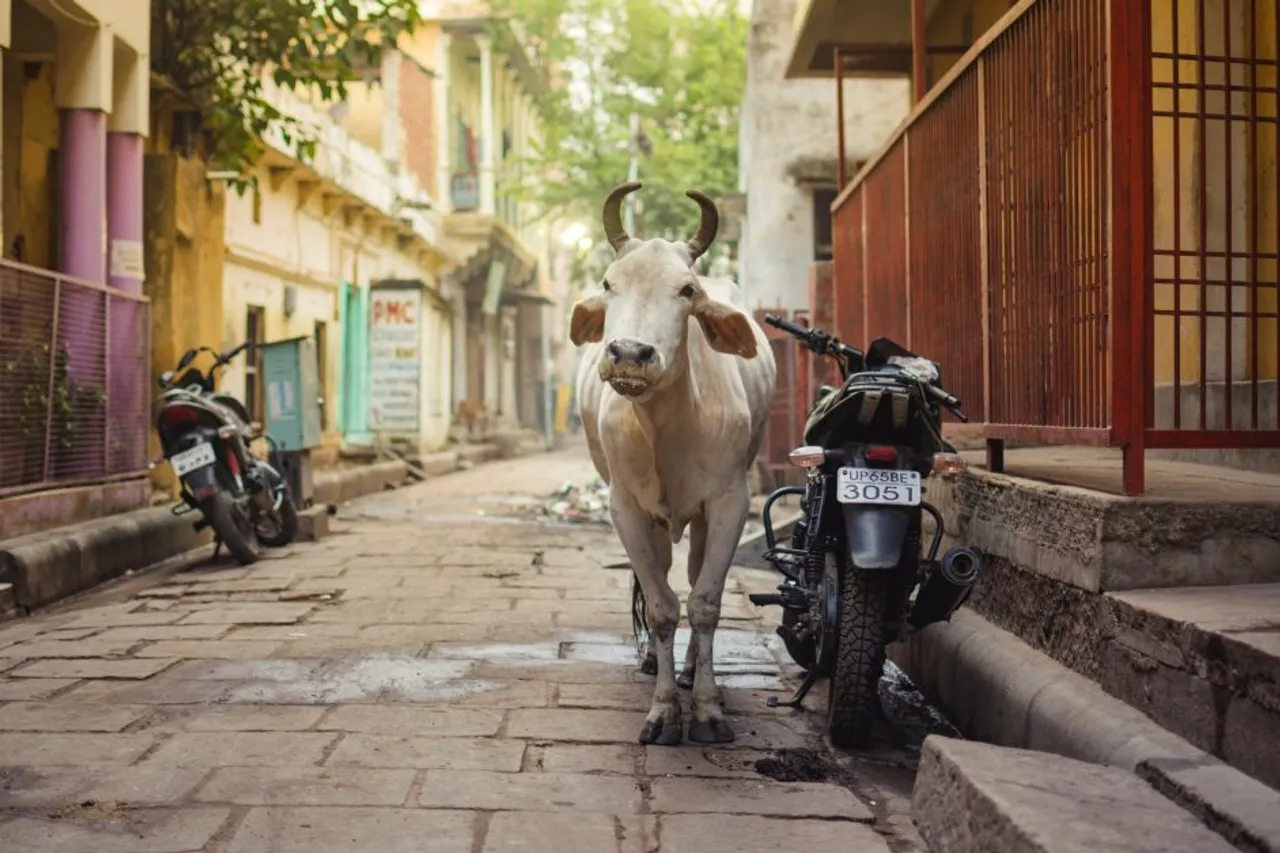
[371,295,417,326]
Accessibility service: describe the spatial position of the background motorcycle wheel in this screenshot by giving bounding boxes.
[827,565,890,749]
[204,491,260,565]
[255,482,299,548]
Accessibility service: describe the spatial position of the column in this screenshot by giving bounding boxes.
[106,47,149,471]
[56,17,113,284]
[434,31,452,208]
[53,23,112,475]
[477,33,495,215]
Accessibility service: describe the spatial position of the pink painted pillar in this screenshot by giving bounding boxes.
[107,131,147,471]
[107,133,144,296]
[56,109,108,477]
[59,109,108,282]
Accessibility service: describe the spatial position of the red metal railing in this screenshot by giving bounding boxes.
[0,260,152,498]
[827,0,1279,494]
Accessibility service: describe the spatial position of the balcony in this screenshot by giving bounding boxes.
[818,0,1280,494]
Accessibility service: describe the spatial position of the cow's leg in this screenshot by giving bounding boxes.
[686,485,749,743]
[677,514,707,690]
[611,491,681,745]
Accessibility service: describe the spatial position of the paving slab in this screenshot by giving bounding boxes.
[660,813,891,853]
[226,806,476,853]
[325,735,526,771]
[0,807,231,853]
[417,769,644,813]
[195,766,415,805]
[912,736,1238,853]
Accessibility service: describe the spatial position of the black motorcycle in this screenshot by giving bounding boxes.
[154,343,299,565]
[752,315,982,748]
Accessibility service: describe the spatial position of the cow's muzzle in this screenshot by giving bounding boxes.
[600,338,662,396]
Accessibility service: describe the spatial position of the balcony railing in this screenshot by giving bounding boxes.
[827,0,1280,494]
[0,260,151,498]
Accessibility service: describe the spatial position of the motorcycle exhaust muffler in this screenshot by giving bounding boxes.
[907,546,982,631]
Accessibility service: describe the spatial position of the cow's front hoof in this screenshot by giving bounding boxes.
[676,670,694,690]
[688,717,735,744]
[639,717,683,746]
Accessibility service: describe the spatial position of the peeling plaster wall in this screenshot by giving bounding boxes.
[738,0,910,315]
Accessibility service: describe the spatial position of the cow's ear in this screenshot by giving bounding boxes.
[693,296,758,359]
[569,295,607,345]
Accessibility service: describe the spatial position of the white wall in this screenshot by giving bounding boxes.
[738,0,910,314]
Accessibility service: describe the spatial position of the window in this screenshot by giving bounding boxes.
[244,305,266,422]
[313,320,328,430]
[812,186,838,261]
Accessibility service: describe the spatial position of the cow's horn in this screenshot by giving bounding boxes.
[602,181,642,252]
[685,190,719,260]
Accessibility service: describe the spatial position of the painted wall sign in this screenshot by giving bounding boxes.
[109,239,145,280]
[368,288,422,433]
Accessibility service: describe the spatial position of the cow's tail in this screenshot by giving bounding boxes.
[631,572,650,654]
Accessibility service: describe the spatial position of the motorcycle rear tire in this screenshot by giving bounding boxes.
[827,566,889,749]
[204,491,260,566]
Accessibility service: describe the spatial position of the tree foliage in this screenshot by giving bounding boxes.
[151,0,420,175]
[492,0,747,255]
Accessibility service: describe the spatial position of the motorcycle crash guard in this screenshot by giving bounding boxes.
[841,504,912,569]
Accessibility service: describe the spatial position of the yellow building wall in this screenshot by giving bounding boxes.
[1,58,57,269]
[925,0,1011,87]
[1150,0,1279,397]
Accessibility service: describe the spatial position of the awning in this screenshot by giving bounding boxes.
[786,0,915,79]
[500,289,554,308]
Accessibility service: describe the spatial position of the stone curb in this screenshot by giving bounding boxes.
[912,735,1238,853]
[891,610,1280,853]
[0,459,416,616]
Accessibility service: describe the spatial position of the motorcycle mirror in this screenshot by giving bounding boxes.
[176,348,198,369]
[158,371,174,388]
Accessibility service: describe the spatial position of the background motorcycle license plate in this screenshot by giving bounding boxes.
[171,442,217,477]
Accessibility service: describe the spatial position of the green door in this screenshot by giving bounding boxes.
[338,282,372,445]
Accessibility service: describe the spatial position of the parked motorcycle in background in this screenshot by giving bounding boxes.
[153,343,299,565]
[752,315,983,748]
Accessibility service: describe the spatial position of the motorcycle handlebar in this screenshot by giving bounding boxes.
[763,313,809,339]
[215,341,250,367]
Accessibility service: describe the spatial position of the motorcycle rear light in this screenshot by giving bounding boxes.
[225,451,240,476]
[787,446,826,468]
[158,406,200,428]
[932,452,967,476]
[217,425,238,439]
[865,446,898,463]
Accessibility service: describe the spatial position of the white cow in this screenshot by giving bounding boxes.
[570,182,777,745]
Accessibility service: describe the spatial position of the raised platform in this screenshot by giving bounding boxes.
[922,447,1280,793]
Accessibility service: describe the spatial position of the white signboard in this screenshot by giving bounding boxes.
[368,288,422,433]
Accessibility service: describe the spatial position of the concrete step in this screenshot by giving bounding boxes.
[912,736,1237,853]
[1103,584,1280,790]
[925,449,1280,791]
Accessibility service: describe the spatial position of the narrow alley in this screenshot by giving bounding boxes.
[0,443,934,852]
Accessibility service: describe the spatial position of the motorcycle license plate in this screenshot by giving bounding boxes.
[170,442,217,477]
[836,468,922,506]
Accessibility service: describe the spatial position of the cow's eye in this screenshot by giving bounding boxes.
[602,280,612,292]
[679,284,696,299]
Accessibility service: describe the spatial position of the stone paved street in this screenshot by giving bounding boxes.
[0,443,930,852]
